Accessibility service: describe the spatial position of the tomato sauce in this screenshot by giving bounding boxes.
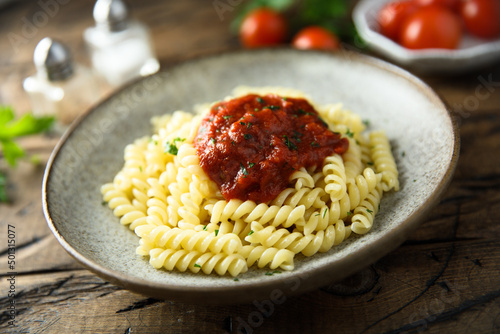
[194,94,349,203]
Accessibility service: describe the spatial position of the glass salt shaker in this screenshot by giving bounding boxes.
[23,37,101,128]
[83,0,160,87]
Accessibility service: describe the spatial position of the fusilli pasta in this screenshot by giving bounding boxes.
[101,86,399,277]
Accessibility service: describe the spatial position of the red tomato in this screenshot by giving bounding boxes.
[399,5,462,49]
[292,26,340,50]
[239,8,288,48]
[460,0,500,39]
[378,0,420,41]
[414,0,460,11]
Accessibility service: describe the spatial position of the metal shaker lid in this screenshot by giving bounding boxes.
[93,0,129,32]
[34,37,74,81]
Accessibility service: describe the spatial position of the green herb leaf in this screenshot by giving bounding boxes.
[265,270,282,276]
[248,162,255,168]
[0,106,54,140]
[202,225,208,231]
[367,209,373,214]
[0,107,54,167]
[214,230,219,236]
[248,230,254,236]
[164,137,186,155]
[283,135,297,151]
[267,105,280,111]
[194,263,201,268]
[240,163,249,176]
[244,134,252,140]
[0,170,8,203]
[345,128,354,138]
[1,140,25,167]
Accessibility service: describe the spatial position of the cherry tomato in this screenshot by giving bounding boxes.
[459,0,500,39]
[292,26,340,50]
[239,8,288,48]
[399,5,462,49]
[378,0,420,41]
[414,0,460,11]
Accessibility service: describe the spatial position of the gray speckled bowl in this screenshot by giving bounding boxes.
[42,49,459,304]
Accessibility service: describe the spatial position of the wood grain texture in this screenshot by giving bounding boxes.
[1,0,500,333]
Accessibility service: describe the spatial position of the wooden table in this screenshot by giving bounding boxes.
[1,1,499,333]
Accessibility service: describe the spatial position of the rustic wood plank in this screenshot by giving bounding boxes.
[1,238,498,333]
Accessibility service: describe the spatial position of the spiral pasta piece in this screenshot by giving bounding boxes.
[239,245,295,271]
[322,154,347,202]
[148,248,248,277]
[270,187,326,209]
[370,131,399,192]
[289,167,315,190]
[350,183,383,235]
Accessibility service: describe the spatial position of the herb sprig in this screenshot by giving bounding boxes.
[0,106,55,203]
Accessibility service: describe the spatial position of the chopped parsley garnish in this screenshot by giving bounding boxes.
[247,122,253,129]
[240,163,249,177]
[248,162,255,168]
[240,121,246,126]
[202,225,208,231]
[347,211,352,216]
[223,115,233,120]
[345,128,354,138]
[283,135,297,151]
[292,131,302,143]
[215,230,219,236]
[248,230,254,236]
[267,105,280,111]
[367,161,374,166]
[311,141,320,148]
[297,109,315,116]
[257,97,264,103]
[367,209,374,214]
[363,119,371,126]
[231,140,236,146]
[194,263,201,268]
[210,137,216,145]
[323,208,328,218]
[244,134,252,140]
[234,278,239,281]
[164,137,186,155]
[265,270,282,276]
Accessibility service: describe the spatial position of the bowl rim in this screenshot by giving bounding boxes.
[42,48,460,304]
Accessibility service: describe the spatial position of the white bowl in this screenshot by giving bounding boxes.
[353,0,500,73]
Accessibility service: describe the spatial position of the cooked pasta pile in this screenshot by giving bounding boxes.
[101,87,399,277]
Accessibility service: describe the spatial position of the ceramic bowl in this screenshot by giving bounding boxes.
[353,0,500,74]
[43,48,459,304]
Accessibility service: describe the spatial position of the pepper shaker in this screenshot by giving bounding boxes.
[83,0,160,87]
[23,37,101,127]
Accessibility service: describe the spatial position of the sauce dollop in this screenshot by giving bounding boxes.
[194,94,349,203]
